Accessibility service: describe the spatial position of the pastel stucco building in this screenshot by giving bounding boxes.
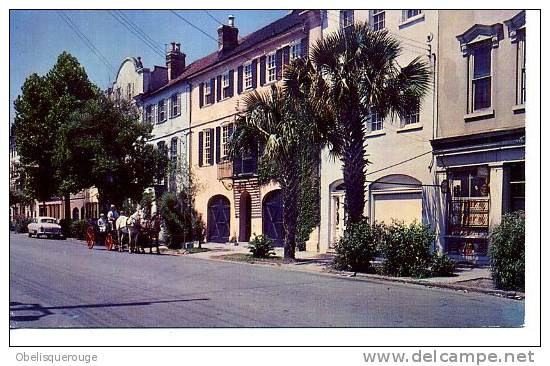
[185,11,321,246]
[318,10,441,253]
[431,10,526,261]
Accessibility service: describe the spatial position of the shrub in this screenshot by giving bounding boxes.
[70,220,88,240]
[58,218,72,237]
[332,218,382,273]
[489,211,525,291]
[380,221,435,278]
[248,234,275,258]
[431,252,456,277]
[11,215,32,233]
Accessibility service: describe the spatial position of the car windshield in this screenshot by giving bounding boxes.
[40,218,57,224]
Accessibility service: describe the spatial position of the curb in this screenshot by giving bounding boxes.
[49,234,524,300]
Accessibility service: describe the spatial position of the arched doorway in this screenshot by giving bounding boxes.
[207,195,230,243]
[72,207,79,220]
[239,191,252,242]
[370,174,423,225]
[262,190,284,247]
[329,181,346,249]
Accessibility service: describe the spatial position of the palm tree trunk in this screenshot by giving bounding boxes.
[280,158,300,260]
[341,115,366,225]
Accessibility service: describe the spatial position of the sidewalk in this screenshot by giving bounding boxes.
[164,241,523,300]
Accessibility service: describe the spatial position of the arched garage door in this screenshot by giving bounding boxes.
[262,190,284,247]
[207,195,230,243]
[370,175,423,225]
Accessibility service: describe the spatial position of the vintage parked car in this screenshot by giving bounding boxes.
[27,216,64,239]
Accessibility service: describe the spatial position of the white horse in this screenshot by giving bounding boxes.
[115,213,141,253]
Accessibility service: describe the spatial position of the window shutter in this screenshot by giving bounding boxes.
[275,49,283,80]
[198,131,204,167]
[208,129,214,165]
[215,126,221,163]
[237,66,244,94]
[210,78,215,104]
[216,75,222,101]
[251,58,258,89]
[301,37,309,59]
[177,92,181,116]
[228,69,234,97]
[282,46,290,66]
[199,82,204,108]
[259,56,266,86]
[152,104,157,124]
[169,97,173,118]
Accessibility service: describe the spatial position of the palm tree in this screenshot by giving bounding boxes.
[229,86,303,260]
[300,22,432,225]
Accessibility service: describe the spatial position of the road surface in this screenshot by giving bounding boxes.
[10,233,524,328]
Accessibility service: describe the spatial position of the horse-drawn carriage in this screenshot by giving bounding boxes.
[86,213,162,254]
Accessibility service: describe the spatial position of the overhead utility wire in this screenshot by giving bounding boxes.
[365,150,432,176]
[204,10,225,26]
[56,11,116,75]
[109,11,165,57]
[169,10,219,43]
[115,10,165,55]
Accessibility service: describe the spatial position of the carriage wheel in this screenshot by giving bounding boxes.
[105,233,115,251]
[86,227,95,249]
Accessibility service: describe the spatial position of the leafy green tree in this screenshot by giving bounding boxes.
[12,52,97,217]
[60,95,169,212]
[307,23,431,225]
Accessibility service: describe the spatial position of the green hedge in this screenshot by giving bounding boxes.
[11,215,32,233]
[489,211,525,291]
[332,218,381,273]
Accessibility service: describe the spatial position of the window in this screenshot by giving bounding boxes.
[244,63,253,90]
[204,81,212,105]
[516,29,526,105]
[340,10,354,29]
[115,87,121,101]
[170,137,178,169]
[156,141,168,185]
[267,53,276,82]
[290,42,302,61]
[369,107,383,131]
[402,107,420,126]
[170,93,180,117]
[506,162,525,212]
[221,124,232,158]
[371,10,385,31]
[469,42,492,111]
[127,82,133,99]
[157,99,166,122]
[403,10,422,21]
[204,129,212,164]
[145,105,153,124]
[222,71,231,99]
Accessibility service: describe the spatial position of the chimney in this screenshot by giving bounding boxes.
[166,42,186,81]
[217,15,239,52]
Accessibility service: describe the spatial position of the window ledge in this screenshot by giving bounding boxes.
[365,129,386,138]
[399,13,425,28]
[464,109,495,122]
[397,123,423,133]
[512,104,525,114]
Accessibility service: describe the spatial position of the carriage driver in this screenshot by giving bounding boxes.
[97,213,108,245]
[107,204,119,232]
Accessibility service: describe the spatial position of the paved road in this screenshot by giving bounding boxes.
[10,233,523,328]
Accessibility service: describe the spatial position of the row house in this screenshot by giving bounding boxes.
[128,11,321,246]
[318,10,441,253]
[187,11,321,246]
[431,10,526,262]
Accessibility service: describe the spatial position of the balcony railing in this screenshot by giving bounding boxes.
[217,155,258,180]
[217,159,233,180]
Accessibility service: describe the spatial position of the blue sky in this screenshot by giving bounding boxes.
[9,10,287,124]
